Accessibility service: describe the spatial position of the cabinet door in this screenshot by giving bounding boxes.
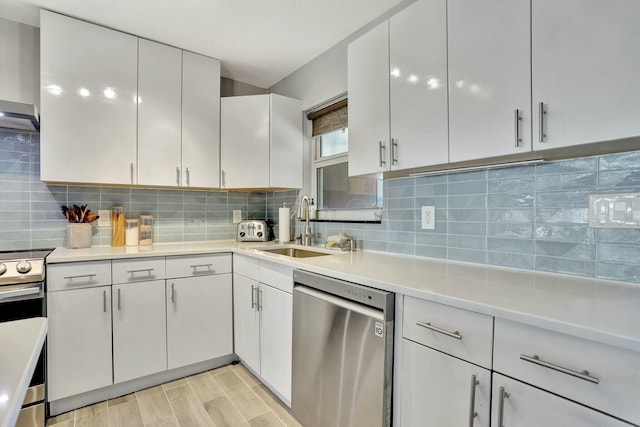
[448,0,531,162]
[137,39,182,187]
[233,273,261,373]
[269,94,303,189]
[220,95,270,188]
[532,0,640,150]
[112,280,167,383]
[259,284,293,403]
[390,0,448,169]
[401,339,490,427]
[182,52,221,188]
[492,373,631,427]
[348,21,390,177]
[166,274,233,369]
[47,286,112,401]
[40,10,137,185]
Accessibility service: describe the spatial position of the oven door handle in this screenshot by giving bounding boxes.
[0,285,41,301]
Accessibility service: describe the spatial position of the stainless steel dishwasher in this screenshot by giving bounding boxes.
[291,269,395,427]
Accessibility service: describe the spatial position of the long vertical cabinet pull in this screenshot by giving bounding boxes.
[117,288,121,310]
[379,141,386,167]
[221,170,226,188]
[185,167,190,187]
[538,102,546,142]
[251,285,257,309]
[514,109,522,147]
[130,163,134,184]
[391,138,398,165]
[103,290,107,313]
[257,288,263,311]
[175,167,180,186]
[171,283,176,304]
[468,374,479,426]
[497,386,510,427]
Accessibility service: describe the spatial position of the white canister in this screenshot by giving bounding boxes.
[125,219,139,246]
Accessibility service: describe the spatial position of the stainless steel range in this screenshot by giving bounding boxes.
[0,249,52,427]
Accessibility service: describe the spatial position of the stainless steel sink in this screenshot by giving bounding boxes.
[259,247,331,258]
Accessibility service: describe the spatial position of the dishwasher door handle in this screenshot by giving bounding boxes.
[294,285,384,321]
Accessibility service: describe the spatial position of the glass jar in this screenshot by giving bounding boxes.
[139,214,153,246]
[111,206,125,246]
[125,219,139,246]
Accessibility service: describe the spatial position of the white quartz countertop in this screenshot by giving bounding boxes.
[48,242,640,353]
[0,318,47,427]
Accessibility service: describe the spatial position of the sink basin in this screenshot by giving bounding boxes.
[259,247,331,258]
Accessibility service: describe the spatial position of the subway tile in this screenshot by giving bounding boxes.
[448,235,486,250]
[487,252,534,270]
[487,193,534,208]
[385,183,415,198]
[385,198,414,210]
[364,228,388,242]
[415,232,447,247]
[487,165,536,180]
[415,196,447,209]
[488,177,535,194]
[415,183,447,197]
[598,170,640,191]
[597,243,640,263]
[597,228,640,244]
[387,231,414,244]
[487,208,533,223]
[387,209,414,221]
[448,194,485,209]
[535,256,595,277]
[599,151,640,171]
[534,224,595,243]
[535,241,595,260]
[535,208,589,224]
[487,237,534,254]
[536,157,597,175]
[387,242,414,255]
[448,170,486,182]
[447,222,486,236]
[535,190,590,208]
[448,180,486,195]
[387,220,415,232]
[447,208,486,222]
[415,174,446,185]
[364,240,388,252]
[536,172,597,192]
[597,262,640,283]
[0,219,30,231]
[448,248,486,264]
[487,223,533,239]
[415,245,447,259]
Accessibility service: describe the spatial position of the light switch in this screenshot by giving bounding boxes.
[589,193,640,228]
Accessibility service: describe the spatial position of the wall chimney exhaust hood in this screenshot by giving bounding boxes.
[0,100,40,132]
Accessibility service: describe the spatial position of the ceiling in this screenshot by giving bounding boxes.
[0,0,405,89]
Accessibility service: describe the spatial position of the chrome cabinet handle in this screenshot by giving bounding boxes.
[538,102,546,142]
[63,273,96,280]
[251,285,257,309]
[416,321,462,340]
[176,166,180,185]
[130,163,134,184]
[391,138,398,165]
[186,167,190,186]
[117,288,121,311]
[257,288,263,311]
[497,386,510,427]
[221,170,226,188]
[190,263,213,269]
[171,283,176,304]
[520,354,599,384]
[514,109,522,147]
[103,290,107,313]
[127,268,155,275]
[379,141,386,167]
[468,375,479,426]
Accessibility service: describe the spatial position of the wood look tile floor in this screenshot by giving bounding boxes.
[46,364,302,427]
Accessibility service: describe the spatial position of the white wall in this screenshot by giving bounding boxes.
[0,17,40,108]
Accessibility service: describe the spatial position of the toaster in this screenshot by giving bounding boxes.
[236,220,270,242]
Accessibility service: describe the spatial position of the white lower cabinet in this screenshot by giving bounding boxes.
[491,373,630,427]
[233,273,261,371]
[112,280,167,383]
[47,286,113,401]
[401,339,490,426]
[166,274,233,369]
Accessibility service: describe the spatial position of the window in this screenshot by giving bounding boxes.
[308,99,382,222]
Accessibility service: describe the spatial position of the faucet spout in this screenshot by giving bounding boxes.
[299,196,312,246]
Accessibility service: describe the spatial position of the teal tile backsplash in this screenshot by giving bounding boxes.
[2,128,640,284]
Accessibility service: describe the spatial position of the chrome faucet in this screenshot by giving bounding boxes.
[298,196,313,246]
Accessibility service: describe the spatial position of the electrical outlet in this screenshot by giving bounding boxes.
[589,193,640,228]
[421,206,435,230]
[97,210,111,227]
[233,210,242,224]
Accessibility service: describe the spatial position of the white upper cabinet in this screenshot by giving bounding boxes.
[182,52,221,188]
[390,0,448,169]
[448,0,531,162]
[137,39,182,187]
[348,21,390,177]
[220,94,302,189]
[40,10,138,185]
[349,0,448,176]
[532,0,640,150]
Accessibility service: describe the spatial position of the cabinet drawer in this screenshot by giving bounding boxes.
[233,254,260,281]
[259,260,293,293]
[112,257,165,284]
[494,318,640,425]
[403,296,493,368]
[166,253,231,278]
[47,261,111,291]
